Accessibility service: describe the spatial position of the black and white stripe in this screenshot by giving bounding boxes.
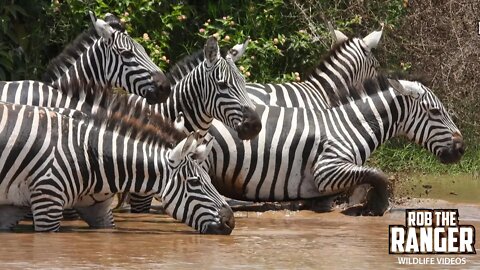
[247,28,383,109]
[0,36,261,214]
[0,86,234,234]
[42,12,170,104]
[126,37,262,212]
[206,75,464,215]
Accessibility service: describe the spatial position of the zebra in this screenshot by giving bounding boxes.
[5,11,170,105]
[205,75,465,215]
[124,36,262,212]
[124,30,382,213]
[0,84,235,234]
[247,27,383,109]
[0,36,262,213]
[41,12,126,85]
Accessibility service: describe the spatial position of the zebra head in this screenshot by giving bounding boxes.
[89,12,170,104]
[162,133,234,234]
[390,79,465,164]
[202,36,262,140]
[331,27,382,89]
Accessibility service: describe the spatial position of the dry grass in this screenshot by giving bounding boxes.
[393,0,480,140]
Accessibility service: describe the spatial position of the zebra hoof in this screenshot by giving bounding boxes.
[362,187,389,216]
[342,187,389,216]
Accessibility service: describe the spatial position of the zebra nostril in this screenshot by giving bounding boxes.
[220,204,235,230]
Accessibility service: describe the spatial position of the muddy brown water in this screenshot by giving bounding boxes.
[0,175,479,270]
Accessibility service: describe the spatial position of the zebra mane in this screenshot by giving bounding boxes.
[167,49,205,84]
[302,38,377,107]
[42,15,125,83]
[42,27,100,83]
[72,82,186,147]
[303,39,353,80]
[166,45,241,85]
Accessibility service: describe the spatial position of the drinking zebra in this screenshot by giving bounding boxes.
[0,84,234,234]
[206,75,464,215]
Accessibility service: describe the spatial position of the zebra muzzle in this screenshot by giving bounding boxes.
[145,71,171,104]
[438,133,465,164]
[236,106,262,140]
[204,204,235,235]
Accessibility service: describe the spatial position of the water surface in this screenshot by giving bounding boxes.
[0,174,478,269]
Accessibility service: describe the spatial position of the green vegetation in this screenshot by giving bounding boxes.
[0,0,478,174]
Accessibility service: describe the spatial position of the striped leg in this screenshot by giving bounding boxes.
[129,193,154,213]
[62,208,80,220]
[0,205,30,231]
[30,189,64,232]
[75,197,115,229]
[314,161,389,216]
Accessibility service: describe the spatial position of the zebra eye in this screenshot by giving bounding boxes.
[120,49,135,58]
[187,177,201,185]
[429,108,442,116]
[217,81,229,90]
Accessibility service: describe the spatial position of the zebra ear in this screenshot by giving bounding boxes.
[104,12,126,32]
[90,11,115,40]
[227,37,250,62]
[204,36,221,66]
[168,132,198,165]
[174,112,186,133]
[328,22,348,46]
[362,25,383,50]
[389,79,425,98]
[193,134,214,162]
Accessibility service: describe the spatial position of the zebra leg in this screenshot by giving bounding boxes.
[350,169,390,216]
[129,193,153,213]
[114,192,130,210]
[75,197,115,229]
[30,190,64,232]
[0,205,30,231]
[315,162,389,216]
[62,208,80,220]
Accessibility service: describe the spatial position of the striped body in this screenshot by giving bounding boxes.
[0,37,260,214]
[207,77,464,215]
[0,99,233,233]
[0,80,93,110]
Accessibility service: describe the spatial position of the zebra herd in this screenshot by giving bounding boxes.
[0,12,464,234]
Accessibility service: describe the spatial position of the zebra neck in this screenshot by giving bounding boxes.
[85,125,168,195]
[305,40,368,106]
[330,89,405,164]
[52,40,108,91]
[155,69,213,140]
[372,90,406,145]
